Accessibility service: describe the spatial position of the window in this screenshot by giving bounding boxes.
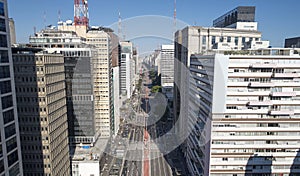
[211,36,216,44]
[0,19,5,32]
[227,36,231,43]
[0,80,11,94]
[2,95,13,109]
[0,35,7,47]
[6,137,17,153]
[234,37,239,45]
[4,123,16,139]
[242,37,246,44]
[7,151,18,167]
[0,66,10,78]
[0,2,4,16]
[0,50,8,63]
[3,109,14,124]
[202,36,206,45]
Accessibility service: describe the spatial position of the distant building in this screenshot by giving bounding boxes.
[160,44,174,100]
[285,37,300,48]
[0,1,23,175]
[120,41,134,99]
[12,47,70,175]
[8,18,16,44]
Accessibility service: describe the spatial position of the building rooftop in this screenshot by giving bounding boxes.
[70,138,108,162]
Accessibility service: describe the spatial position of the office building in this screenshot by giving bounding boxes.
[187,48,300,175]
[160,44,174,100]
[285,37,300,48]
[0,1,23,175]
[12,47,70,175]
[29,29,100,145]
[50,23,117,138]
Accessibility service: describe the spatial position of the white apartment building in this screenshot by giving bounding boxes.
[173,25,262,142]
[188,48,300,176]
[160,44,175,100]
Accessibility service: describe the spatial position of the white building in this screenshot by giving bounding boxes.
[160,44,175,100]
[120,41,134,99]
[187,48,300,175]
[113,66,121,136]
[173,25,262,143]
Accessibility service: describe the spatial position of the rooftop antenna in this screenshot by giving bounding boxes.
[74,0,89,27]
[34,26,36,34]
[43,11,46,29]
[58,10,61,22]
[118,11,122,41]
[173,0,177,35]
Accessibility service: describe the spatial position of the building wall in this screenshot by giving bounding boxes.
[72,161,100,176]
[13,49,70,176]
[29,30,99,145]
[113,66,120,136]
[0,1,23,175]
[86,31,114,138]
[8,18,16,44]
[189,50,300,175]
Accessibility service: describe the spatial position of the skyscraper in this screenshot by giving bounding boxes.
[12,47,70,175]
[0,0,23,175]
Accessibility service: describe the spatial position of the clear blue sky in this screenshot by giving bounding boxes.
[7,0,300,51]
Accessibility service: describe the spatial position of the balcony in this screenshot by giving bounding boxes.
[269,110,294,116]
[248,82,274,88]
[250,63,277,68]
[247,101,272,106]
[272,73,299,78]
[270,92,296,97]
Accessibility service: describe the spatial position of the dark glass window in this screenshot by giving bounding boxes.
[7,151,18,167]
[0,35,7,47]
[4,123,16,139]
[0,19,5,32]
[211,36,216,44]
[235,37,239,45]
[0,50,8,63]
[0,66,9,78]
[0,2,4,16]
[3,109,14,124]
[6,137,17,153]
[227,36,231,43]
[0,80,11,94]
[9,163,20,176]
[2,95,13,109]
[0,160,4,174]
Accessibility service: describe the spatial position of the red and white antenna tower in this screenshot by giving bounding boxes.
[74,0,89,27]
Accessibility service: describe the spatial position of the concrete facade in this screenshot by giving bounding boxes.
[13,47,70,176]
[187,48,300,175]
